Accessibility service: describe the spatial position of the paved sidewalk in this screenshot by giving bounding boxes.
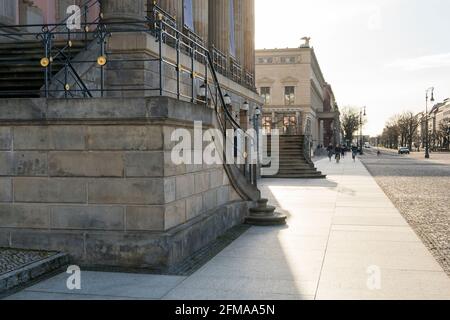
[5,157,450,300]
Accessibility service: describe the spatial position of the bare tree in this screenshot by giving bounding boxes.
[381,117,400,149]
[397,112,419,150]
[340,107,362,145]
[381,112,420,150]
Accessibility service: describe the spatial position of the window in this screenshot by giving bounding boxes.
[257,57,273,64]
[283,116,297,135]
[280,56,296,64]
[260,87,271,104]
[284,86,295,105]
[262,116,272,133]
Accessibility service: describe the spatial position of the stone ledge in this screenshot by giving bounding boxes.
[0,97,214,126]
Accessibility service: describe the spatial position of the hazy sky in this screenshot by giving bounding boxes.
[255,0,450,136]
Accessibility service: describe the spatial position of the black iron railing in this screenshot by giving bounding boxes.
[0,1,259,188]
[303,135,313,163]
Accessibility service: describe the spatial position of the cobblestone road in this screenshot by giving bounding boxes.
[361,149,450,275]
[0,249,55,275]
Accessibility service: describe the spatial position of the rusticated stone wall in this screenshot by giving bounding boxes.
[0,97,248,271]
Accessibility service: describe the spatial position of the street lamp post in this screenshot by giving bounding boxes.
[359,106,367,155]
[254,106,261,152]
[425,87,435,159]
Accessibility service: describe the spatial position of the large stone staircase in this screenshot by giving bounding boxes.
[263,135,326,179]
[0,40,85,98]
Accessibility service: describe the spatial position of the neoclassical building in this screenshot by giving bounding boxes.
[0,0,278,276]
[255,42,340,149]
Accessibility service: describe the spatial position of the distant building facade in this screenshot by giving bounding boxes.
[416,98,450,150]
[255,42,340,149]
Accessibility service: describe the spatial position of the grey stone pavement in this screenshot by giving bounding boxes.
[4,157,450,300]
[361,148,450,275]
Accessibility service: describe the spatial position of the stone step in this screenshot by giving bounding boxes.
[267,143,303,146]
[0,40,85,98]
[0,40,86,50]
[277,166,315,170]
[0,80,44,87]
[249,205,277,215]
[277,167,318,171]
[264,174,326,179]
[245,213,287,226]
[277,163,314,167]
[277,172,323,176]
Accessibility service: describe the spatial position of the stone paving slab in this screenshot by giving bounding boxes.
[5,271,186,300]
[4,157,450,300]
[361,149,450,276]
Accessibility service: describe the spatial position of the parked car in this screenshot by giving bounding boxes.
[398,147,410,155]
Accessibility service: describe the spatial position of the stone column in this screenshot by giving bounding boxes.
[234,0,245,66]
[100,0,149,97]
[56,0,81,22]
[193,0,208,44]
[19,0,44,33]
[208,0,230,55]
[0,0,17,25]
[157,0,183,29]
[243,0,255,81]
[101,0,147,24]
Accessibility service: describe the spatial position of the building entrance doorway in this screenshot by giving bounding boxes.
[276,114,297,135]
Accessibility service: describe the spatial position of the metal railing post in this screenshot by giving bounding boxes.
[204,64,208,106]
[191,43,195,103]
[42,26,50,98]
[176,32,180,100]
[84,3,88,49]
[158,20,163,96]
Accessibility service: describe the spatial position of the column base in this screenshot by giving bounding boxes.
[245,199,287,226]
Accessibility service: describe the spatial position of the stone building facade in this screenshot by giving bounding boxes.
[426,98,450,150]
[255,43,340,149]
[0,0,263,271]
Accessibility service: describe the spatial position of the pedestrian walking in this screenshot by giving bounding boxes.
[351,145,358,162]
[327,143,333,162]
[335,145,342,164]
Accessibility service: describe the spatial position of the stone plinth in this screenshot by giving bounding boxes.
[0,97,248,271]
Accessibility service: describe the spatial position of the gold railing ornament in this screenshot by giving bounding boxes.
[97,55,107,66]
[40,57,50,67]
